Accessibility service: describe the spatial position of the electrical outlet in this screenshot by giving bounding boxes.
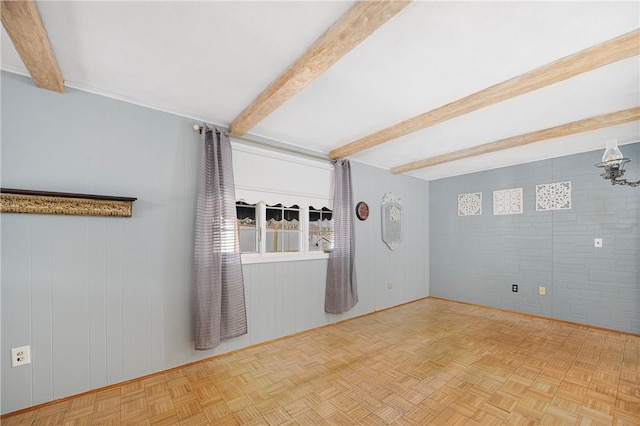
[594,238,603,248]
[388,282,394,289]
[512,284,518,292]
[11,345,31,367]
[539,286,546,296]
[374,305,379,311]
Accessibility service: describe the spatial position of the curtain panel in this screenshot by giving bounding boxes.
[325,159,358,314]
[194,128,247,350]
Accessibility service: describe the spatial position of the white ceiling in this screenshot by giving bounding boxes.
[2,1,639,181]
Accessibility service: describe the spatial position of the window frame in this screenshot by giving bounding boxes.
[239,201,331,264]
[308,206,334,253]
[236,201,260,254]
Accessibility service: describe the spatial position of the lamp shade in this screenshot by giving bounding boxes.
[602,138,624,164]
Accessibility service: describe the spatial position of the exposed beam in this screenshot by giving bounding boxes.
[229,0,411,136]
[390,107,640,174]
[330,29,640,160]
[1,0,63,93]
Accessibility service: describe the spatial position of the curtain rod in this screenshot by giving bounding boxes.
[193,124,334,164]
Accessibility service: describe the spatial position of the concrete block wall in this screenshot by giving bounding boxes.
[430,143,639,334]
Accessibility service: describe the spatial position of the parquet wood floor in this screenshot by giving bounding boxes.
[3,298,639,425]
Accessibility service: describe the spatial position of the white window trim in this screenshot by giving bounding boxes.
[239,202,331,265]
[241,251,329,264]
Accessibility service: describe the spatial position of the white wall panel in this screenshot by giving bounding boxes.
[87,219,107,390]
[0,215,33,412]
[50,217,90,399]
[30,218,55,405]
[104,220,123,385]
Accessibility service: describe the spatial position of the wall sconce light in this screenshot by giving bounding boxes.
[595,139,639,187]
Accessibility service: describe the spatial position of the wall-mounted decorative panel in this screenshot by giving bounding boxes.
[536,181,571,211]
[0,189,137,217]
[458,192,482,216]
[493,187,523,215]
[381,192,402,250]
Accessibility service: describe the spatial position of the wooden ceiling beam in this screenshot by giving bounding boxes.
[1,0,64,93]
[229,0,411,136]
[390,107,640,174]
[330,29,640,160]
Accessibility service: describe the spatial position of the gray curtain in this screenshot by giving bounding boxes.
[325,159,358,313]
[194,127,247,350]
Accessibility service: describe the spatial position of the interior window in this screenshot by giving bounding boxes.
[309,207,333,252]
[265,204,300,253]
[236,202,258,253]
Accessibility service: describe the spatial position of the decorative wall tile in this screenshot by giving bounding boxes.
[458,192,482,216]
[493,187,523,215]
[536,181,571,211]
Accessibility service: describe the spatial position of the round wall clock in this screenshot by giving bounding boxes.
[356,201,369,221]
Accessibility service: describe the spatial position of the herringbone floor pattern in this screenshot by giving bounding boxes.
[3,298,639,425]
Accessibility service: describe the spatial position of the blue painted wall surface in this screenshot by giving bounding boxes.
[0,72,429,414]
[430,144,639,334]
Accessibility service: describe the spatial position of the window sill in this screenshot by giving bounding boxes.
[241,252,329,265]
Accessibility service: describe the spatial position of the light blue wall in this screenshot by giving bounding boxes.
[351,162,430,311]
[430,144,639,333]
[0,72,429,414]
[5,69,637,416]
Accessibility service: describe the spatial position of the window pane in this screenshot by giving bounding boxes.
[236,202,257,253]
[309,210,320,222]
[309,207,333,251]
[266,204,301,253]
[265,230,277,252]
[283,230,300,252]
[266,205,282,230]
[283,207,299,230]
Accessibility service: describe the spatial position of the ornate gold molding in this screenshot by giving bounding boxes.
[0,189,136,217]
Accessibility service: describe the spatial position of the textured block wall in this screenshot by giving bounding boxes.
[430,144,639,333]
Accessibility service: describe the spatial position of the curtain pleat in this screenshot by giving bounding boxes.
[325,159,358,314]
[194,128,247,350]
